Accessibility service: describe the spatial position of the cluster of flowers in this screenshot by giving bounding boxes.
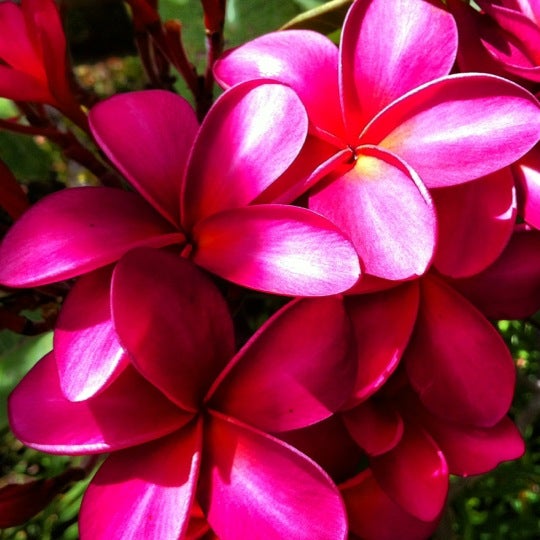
[1,0,540,538]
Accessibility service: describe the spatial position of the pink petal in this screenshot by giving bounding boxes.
[214,31,345,137]
[432,168,516,278]
[182,81,308,229]
[343,282,419,406]
[8,353,192,454]
[192,204,361,296]
[309,146,436,280]
[80,421,202,540]
[0,158,29,220]
[55,267,129,401]
[340,0,457,134]
[199,411,347,540]
[451,227,540,319]
[207,296,355,432]
[112,248,235,412]
[0,65,51,102]
[342,400,404,456]
[405,275,516,427]
[0,187,184,287]
[341,470,440,540]
[89,90,198,226]
[370,422,448,522]
[361,73,540,188]
[514,146,540,228]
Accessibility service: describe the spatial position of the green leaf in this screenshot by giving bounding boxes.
[280,0,352,33]
[0,331,53,429]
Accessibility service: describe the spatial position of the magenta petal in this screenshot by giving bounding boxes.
[80,420,202,540]
[192,204,361,296]
[310,146,436,280]
[342,401,404,456]
[208,296,355,432]
[340,0,457,133]
[199,411,347,540]
[514,146,540,229]
[405,276,516,427]
[451,227,540,319]
[0,65,51,102]
[341,470,440,540]
[112,248,235,411]
[0,187,183,287]
[432,168,516,278]
[343,282,419,406]
[214,31,344,137]
[89,90,197,226]
[55,267,129,401]
[371,422,448,522]
[8,353,192,454]
[182,81,308,229]
[361,74,540,188]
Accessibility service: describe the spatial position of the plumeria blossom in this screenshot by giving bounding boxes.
[9,248,356,540]
[0,0,86,126]
[215,0,540,282]
[449,0,540,84]
[0,82,360,401]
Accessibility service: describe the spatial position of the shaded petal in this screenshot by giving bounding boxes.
[309,146,436,280]
[0,158,29,220]
[361,73,540,187]
[182,81,308,229]
[214,31,344,137]
[0,187,183,287]
[89,90,197,226]
[112,248,235,412]
[80,420,202,540]
[55,267,129,401]
[199,411,347,540]
[208,296,355,432]
[451,227,540,319]
[370,422,448,522]
[432,168,516,278]
[192,204,361,296]
[0,65,51,102]
[340,0,457,134]
[405,276,516,427]
[8,353,192,454]
[514,146,540,228]
[343,282,419,406]
[342,400,404,456]
[340,470,440,540]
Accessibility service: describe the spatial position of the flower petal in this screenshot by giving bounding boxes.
[342,400,404,456]
[55,267,129,401]
[214,31,344,137]
[192,204,361,296]
[199,411,347,540]
[80,420,202,540]
[340,0,457,133]
[112,248,235,412]
[370,422,448,522]
[405,276,516,427]
[432,168,516,278]
[0,187,183,287]
[208,296,355,432]
[451,227,540,319]
[343,282,419,406]
[0,65,51,102]
[8,353,192,454]
[361,73,540,188]
[182,81,308,229]
[309,146,436,280]
[89,90,198,226]
[514,146,540,229]
[340,470,440,540]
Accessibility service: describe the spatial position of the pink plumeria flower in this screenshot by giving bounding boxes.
[9,247,357,540]
[215,0,540,282]
[0,0,86,126]
[0,82,360,401]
